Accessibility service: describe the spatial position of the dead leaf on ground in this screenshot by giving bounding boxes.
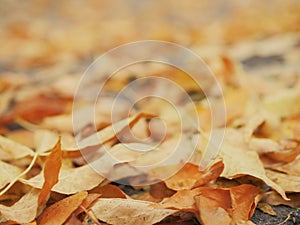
[91,198,177,225]
[37,191,88,225]
[0,189,40,224]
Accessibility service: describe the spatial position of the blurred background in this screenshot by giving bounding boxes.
[0,0,299,74]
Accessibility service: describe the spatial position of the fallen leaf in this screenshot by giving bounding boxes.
[263,89,300,118]
[161,188,203,212]
[264,139,300,163]
[164,163,203,191]
[64,215,84,225]
[91,198,177,225]
[164,162,223,191]
[73,193,101,216]
[23,163,105,194]
[38,139,62,205]
[192,161,224,188]
[6,129,34,149]
[257,202,276,216]
[34,130,59,154]
[77,113,154,149]
[266,170,300,192]
[195,193,232,225]
[0,95,68,125]
[219,142,288,200]
[263,191,300,208]
[0,189,40,224]
[0,135,34,160]
[40,114,73,133]
[248,138,281,154]
[90,184,127,199]
[230,184,260,222]
[0,160,22,190]
[37,191,88,225]
[271,157,300,176]
[195,185,259,225]
[294,123,300,141]
[149,182,175,200]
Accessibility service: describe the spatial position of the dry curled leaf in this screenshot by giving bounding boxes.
[195,184,259,225]
[0,189,40,224]
[23,163,105,195]
[78,113,154,149]
[37,191,88,225]
[164,161,223,191]
[0,135,34,161]
[91,198,177,225]
[219,142,288,200]
[0,160,22,190]
[38,139,62,205]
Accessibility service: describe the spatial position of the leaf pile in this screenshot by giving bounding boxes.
[0,1,300,225]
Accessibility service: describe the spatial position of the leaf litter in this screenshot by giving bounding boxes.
[0,1,300,224]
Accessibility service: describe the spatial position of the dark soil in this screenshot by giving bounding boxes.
[251,205,300,225]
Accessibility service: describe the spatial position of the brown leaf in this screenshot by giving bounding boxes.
[0,135,34,161]
[150,182,175,200]
[266,170,300,192]
[73,193,101,216]
[91,198,177,225]
[264,139,300,163]
[0,189,40,224]
[0,160,22,190]
[219,143,288,200]
[164,163,203,191]
[37,191,88,225]
[6,130,34,149]
[78,113,154,149]
[0,95,68,126]
[34,130,59,154]
[164,162,223,191]
[195,185,259,225]
[195,194,232,225]
[271,157,300,176]
[90,184,127,199]
[192,161,224,188]
[161,188,203,212]
[64,215,84,225]
[23,163,105,194]
[263,191,300,208]
[38,139,62,205]
[257,203,276,216]
[230,184,260,222]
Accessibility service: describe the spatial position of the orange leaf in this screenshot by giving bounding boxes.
[162,188,203,212]
[195,185,260,225]
[78,112,155,149]
[230,184,260,222]
[90,184,127,199]
[192,161,224,189]
[165,162,223,191]
[196,195,233,225]
[38,139,62,205]
[73,193,101,216]
[150,182,176,200]
[37,191,88,225]
[0,95,68,125]
[164,163,204,191]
